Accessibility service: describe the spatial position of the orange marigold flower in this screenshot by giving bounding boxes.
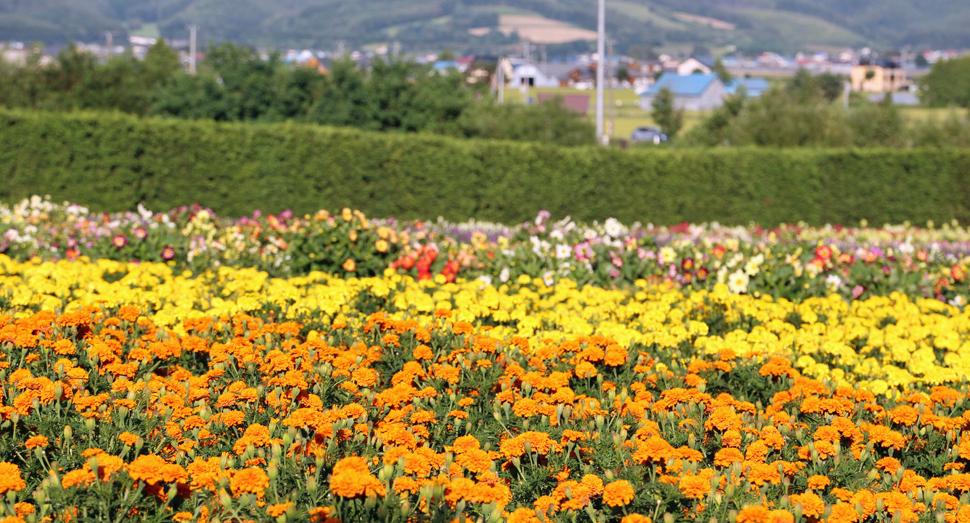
[329,456,386,499]
[0,463,26,494]
[61,469,96,489]
[737,506,771,523]
[24,435,48,449]
[789,492,824,518]
[621,515,652,523]
[632,435,675,465]
[875,457,901,474]
[888,405,919,426]
[827,503,859,523]
[678,472,712,500]
[127,455,188,485]
[721,430,742,447]
[603,480,636,507]
[507,508,541,523]
[231,467,270,497]
[806,475,830,490]
[119,432,140,446]
[714,448,744,467]
[267,503,289,517]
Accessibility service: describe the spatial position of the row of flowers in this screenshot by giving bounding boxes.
[4,197,970,304]
[2,257,970,404]
[0,265,970,521]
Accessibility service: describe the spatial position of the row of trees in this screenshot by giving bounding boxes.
[0,41,596,146]
[649,69,970,148]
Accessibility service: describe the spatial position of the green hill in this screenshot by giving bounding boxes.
[0,0,968,54]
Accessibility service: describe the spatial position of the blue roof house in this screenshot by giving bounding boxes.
[638,73,727,111]
[725,77,770,97]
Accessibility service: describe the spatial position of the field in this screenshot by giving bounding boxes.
[2,196,970,522]
[496,15,598,44]
[502,87,970,142]
[500,87,710,140]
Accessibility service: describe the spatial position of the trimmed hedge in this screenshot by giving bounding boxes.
[2,109,970,226]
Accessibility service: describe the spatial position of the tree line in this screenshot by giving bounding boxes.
[649,68,970,148]
[0,41,596,146]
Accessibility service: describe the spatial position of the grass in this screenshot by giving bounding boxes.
[741,9,867,48]
[130,23,160,39]
[499,87,709,140]
[897,106,969,122]
[499,87,969,142]
[606,1,688,31]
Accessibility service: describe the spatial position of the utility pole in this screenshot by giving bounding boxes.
[595,0,605,143]
[608,38,615,139]
[336,40,346,58]
[392,40,401,57]
[186,24,198,75]
[496,58,505,103]
[104,31,113,59]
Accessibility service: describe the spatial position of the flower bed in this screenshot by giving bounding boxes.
[0,258,969,521]
[4,197,970,305]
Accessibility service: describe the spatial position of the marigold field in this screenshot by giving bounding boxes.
[2,200,970,523]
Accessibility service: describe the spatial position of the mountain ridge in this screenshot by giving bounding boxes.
[1,0,968,55]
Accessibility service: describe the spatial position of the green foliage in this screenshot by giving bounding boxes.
[787,68,844,103]
[683,69,970,148]
[3,109,970,227]
[0,41,182,115]
[712,58,732,82]
[0,43,590,145]
[919,55,970,108]
[455,97,595,147]
[650,88,683,139]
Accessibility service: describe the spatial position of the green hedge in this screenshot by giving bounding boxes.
[2,109,970,226]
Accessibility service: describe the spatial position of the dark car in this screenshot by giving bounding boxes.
[630,126,669,144]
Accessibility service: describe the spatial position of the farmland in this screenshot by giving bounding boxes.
[2,195,970,521]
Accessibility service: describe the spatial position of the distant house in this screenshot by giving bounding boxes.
[725,77,770,97]
[638,73,727,111]
[509,62,561,88]
[850,59,909,92]
[676,56,715,76]
[433,60,461,72]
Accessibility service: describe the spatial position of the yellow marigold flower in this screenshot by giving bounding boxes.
[603,480,635,507]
